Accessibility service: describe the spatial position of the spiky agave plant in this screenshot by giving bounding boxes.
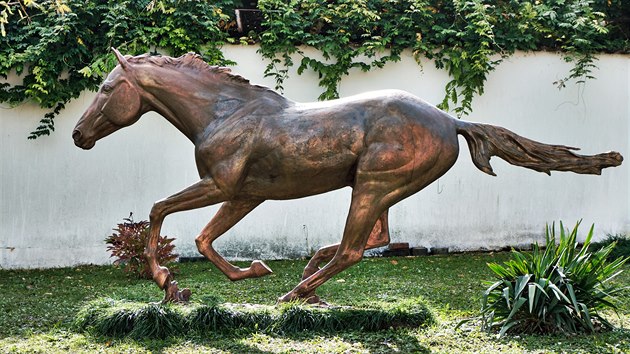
[481,221,628,337]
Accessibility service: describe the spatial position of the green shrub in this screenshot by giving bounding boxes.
[104,214,178,279]
[480,221,628,337]
[589,234,630,261]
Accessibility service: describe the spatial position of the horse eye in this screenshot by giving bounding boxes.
[101,84,114,93]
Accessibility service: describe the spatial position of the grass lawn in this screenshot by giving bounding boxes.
[0,253,628,353]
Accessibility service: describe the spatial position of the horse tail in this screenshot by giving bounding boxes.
[454,120,623,176]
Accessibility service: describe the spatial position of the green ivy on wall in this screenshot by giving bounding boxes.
[1,0,628,138]
[257,0,615,116]
[1,0,237,138]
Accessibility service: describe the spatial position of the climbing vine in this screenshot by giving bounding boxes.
[0,0,627,138]
[1,0,238,138]
[257,0,616,115]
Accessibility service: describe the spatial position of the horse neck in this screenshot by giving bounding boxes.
[137,66,256,144]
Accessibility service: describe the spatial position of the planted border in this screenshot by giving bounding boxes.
[75,297,435,338]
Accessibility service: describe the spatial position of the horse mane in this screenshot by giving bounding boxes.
[127,52,276,93]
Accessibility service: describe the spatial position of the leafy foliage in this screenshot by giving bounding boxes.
[104,214,178,279]
[589,234,630,261]
[1,0,628,137]
[257,0,620,116]
[1,0,237,138]
[479,221,628,337]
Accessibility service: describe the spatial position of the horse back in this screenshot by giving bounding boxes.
[196,90,459,200]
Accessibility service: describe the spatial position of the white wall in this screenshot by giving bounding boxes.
[1,46,628,269]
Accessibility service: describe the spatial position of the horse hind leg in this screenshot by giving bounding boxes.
[302,209,390,281]
[195,200,273,281]
[279,190,387,303]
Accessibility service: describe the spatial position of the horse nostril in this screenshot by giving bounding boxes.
[72,130,82,141]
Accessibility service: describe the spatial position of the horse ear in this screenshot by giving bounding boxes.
[112,47,129,71]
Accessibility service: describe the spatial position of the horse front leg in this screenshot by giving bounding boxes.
[146,178,225,303]
[302,209,390,281]
[195,200,273,281]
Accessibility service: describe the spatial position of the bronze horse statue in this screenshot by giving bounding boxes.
[73,49,622,304]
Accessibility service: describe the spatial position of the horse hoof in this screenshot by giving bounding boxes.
[305,294,328,307]
[162,281,191,304]
[162,280,178,303]
[250,260,273,278]
[178,288,192,303]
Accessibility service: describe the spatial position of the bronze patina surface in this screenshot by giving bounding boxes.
[73,49,622,304]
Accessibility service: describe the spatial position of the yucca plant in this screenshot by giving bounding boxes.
[480,221,628,337]
[105,213,178,279]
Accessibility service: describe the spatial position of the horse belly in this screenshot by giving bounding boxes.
[240,136,362,199]
[239,158,354,200]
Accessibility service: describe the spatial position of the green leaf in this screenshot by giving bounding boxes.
[506,297,527,322]
[528,283,537,313]
[514,275,531,299]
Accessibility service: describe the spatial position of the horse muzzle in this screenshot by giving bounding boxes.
[72,129,95,150]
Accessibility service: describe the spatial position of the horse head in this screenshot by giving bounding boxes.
[73,48,145,149]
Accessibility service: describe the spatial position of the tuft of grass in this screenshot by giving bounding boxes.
[76,298,187,339]
[128,303,186,339]
[190,303,275,333]
[74,297,434,338]
[274,298,434,334]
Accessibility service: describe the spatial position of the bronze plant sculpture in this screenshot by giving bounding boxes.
[73,49,622,304]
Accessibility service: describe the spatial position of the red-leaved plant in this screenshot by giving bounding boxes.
[105,213,178,279]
